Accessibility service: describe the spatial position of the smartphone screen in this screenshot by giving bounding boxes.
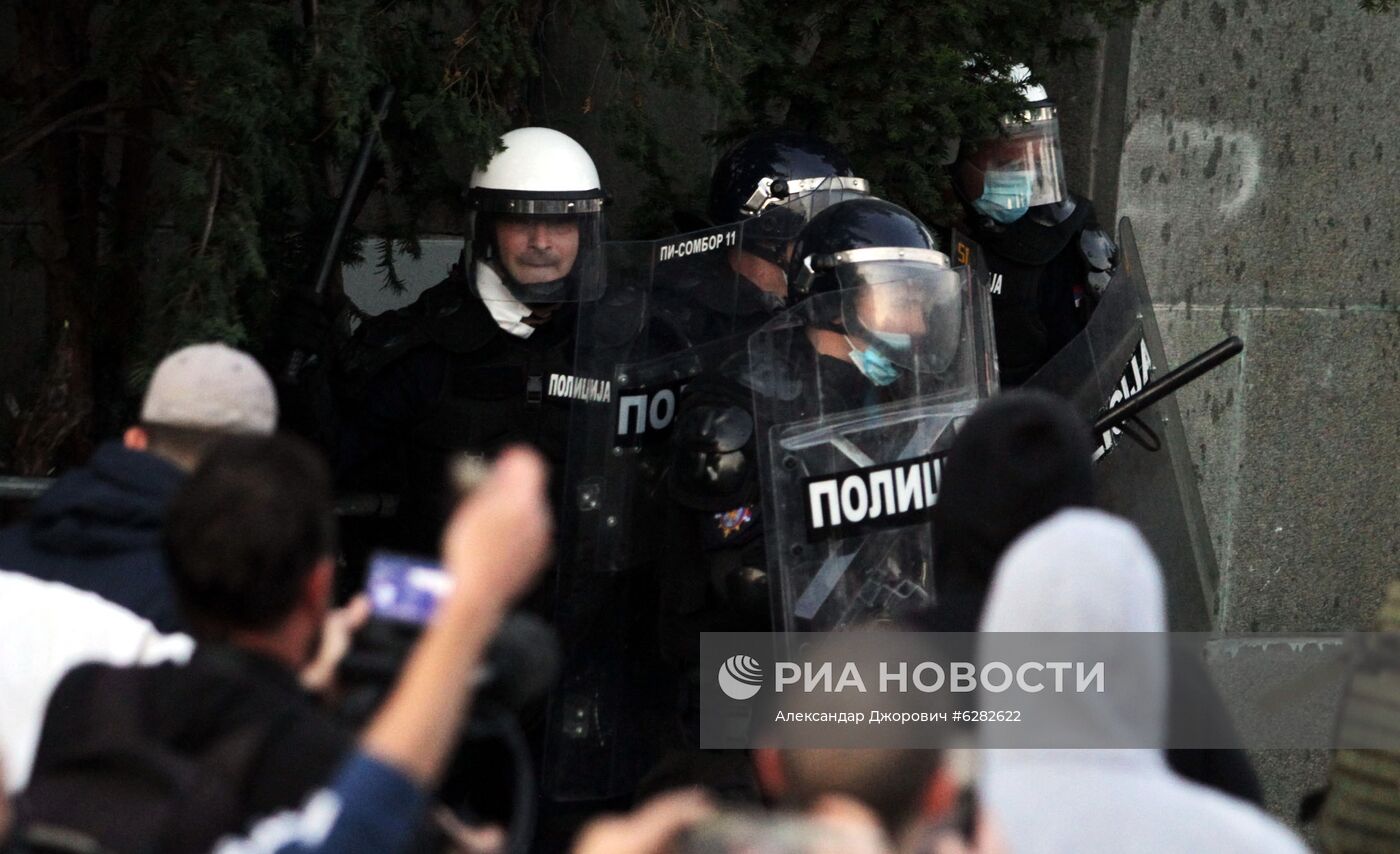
[365,551,454,625]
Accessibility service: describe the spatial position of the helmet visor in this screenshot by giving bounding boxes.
[836,260,967,374]
[965,106,1067,210]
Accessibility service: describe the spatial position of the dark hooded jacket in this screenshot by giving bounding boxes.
[0,441,185,632]
[917,390,1264,806]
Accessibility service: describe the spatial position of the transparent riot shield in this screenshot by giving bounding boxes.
[751,263,997,640]
[546,185,853,801]
[1025,218,1218,630]
[567,177,870,577]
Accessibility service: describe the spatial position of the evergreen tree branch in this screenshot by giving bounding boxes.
[0,101,143,168]
[197,156,224,257]
[69,125,162,145]
[9,76,85,130]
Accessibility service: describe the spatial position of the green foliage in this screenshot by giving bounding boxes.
[584,0,1143,232]
[1,0,541,397]
[713,0,1142,225]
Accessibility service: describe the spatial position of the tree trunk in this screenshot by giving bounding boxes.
[10,0,105,474]
[95,104,156,437]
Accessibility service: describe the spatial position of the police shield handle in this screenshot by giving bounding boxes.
[1093,336,1243,441]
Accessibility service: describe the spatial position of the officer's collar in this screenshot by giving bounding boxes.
[473,261,538,339]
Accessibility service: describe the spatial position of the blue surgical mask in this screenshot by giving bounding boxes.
[846,337,901,386]
[870,329,913,352]
[972,169,1034,224]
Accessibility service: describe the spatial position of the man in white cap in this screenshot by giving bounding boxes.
[0,342,277,631]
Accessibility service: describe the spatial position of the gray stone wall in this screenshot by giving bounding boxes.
[1114,0,1399,637]
[1047,0,1399,828]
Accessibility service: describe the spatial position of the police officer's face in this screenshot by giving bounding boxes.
[729,241,794,298]
[855,281,929,336]
[495,215,580,284]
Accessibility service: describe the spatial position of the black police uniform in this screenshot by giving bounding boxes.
[334,261,575,553]
[956,195,1116,387]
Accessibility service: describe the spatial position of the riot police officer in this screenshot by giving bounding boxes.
[332,126,607,551]
[702,129,871,310]
[660,130,874,608]
[750,197,994,636]
[663,196,979,643]
[951,65,1117,386]
[540,133,872,800]
[779,197,970,407]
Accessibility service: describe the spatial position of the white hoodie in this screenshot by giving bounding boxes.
[0,569,193,792]
[976,509,1306,854]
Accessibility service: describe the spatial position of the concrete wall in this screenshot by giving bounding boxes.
[1050,1,1399,636]
[1116,0,1399,636]
[1045,0,1399,827]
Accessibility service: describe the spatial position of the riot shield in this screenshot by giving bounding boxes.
[751,263,997,640]
[545,187,851,801]
[566,177,869,577]
[1025,217,1218,630]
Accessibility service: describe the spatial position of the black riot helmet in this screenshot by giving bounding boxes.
[708,130,869,224]
[786,198,968,375]
[707,130,872,266]
[786,198,944,305]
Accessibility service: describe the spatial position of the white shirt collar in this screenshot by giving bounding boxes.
[474,261,536,339]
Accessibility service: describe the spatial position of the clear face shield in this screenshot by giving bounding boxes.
[467,193,606,304]
[836,254,967,376]
[786,247,967,380]
[961,103,1068,218]
[745,253,995,638]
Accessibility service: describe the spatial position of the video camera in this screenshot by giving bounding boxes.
[334,551,559,854]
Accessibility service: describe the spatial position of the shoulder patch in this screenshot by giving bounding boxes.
[703,504,761,550]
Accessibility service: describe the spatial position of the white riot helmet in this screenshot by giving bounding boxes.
[467,127,606,303]
[955,64,1068,224]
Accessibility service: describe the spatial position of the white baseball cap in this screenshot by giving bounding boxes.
[140,343,278,435]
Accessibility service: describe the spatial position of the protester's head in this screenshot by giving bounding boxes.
[754,747,945,840]
[982,508,1165,634]
[752,631,955,838]
[980,508,1168,745]
[931,390,1093,607]
[124,343,278,471]
[164,435,336,666]
[975,512,1266,854]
